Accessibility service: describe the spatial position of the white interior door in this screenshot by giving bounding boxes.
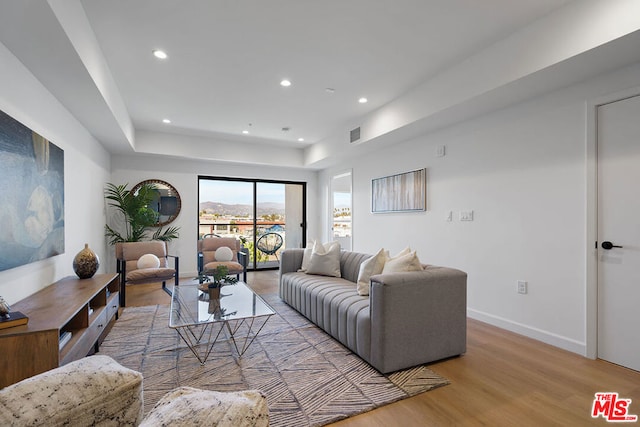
[597,94,640,372]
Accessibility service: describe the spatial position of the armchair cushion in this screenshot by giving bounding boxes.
[140,387,269,427]
[127,267,176,282]
[204,261,244,274]
[0,355,143,426]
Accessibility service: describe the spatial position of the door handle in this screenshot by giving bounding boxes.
[601,241,623,250]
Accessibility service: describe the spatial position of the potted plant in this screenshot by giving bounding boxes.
[197,265,238,299]
[104,182,180,244]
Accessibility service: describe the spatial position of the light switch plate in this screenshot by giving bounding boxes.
[460,210,474,221]
[518,281,528,294]
[436,145,446,157]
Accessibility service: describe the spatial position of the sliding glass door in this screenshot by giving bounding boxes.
[198,176,306,270]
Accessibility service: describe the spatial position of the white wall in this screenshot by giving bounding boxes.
[109,153,319,277]
[319,61,640,356]
[0,41,111,304]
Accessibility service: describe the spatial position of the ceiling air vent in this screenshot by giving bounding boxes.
[350,127,361,143]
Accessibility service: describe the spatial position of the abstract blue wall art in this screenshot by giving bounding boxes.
[0,110,64,272]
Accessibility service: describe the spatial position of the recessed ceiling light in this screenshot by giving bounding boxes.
[242,130,249,134]
[298,138,305,142]
[162,118,171,124]
[358,97,368,104]
[280,79,292,87]
[152,49,168,59]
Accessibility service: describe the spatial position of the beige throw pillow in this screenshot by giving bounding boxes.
[306,241,341,277]
[356,248,386,296]
[382,250,423,273]
[298,239,316,272]
[385,247,411,262]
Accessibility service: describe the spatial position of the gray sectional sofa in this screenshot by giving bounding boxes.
[279,249,468,374]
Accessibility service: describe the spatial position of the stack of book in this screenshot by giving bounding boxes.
[0,311,28,330]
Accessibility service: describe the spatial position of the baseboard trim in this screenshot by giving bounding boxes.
[467,308,586,356]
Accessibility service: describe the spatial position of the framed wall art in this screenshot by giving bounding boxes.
[0,109,65,272]
[371,168,426,213]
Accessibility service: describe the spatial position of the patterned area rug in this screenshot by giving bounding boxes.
[100,294,449,426]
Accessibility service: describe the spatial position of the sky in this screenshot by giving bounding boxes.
[199,179,285,205]
[333,192,351,209]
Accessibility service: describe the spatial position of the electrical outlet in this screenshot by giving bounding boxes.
[517,280,528,294]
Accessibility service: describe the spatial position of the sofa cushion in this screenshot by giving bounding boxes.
[382,250,423,273]
[384,247,410,263]
[0,355,143,426]
[140,387,269,427]
[306,241,341,277]
[298,239,315,272]
[356,248,386,296]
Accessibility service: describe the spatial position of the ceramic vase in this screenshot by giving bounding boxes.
[73,243,100,279]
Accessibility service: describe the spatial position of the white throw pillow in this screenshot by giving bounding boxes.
[215,246,234,262]
[298,239,316,272]
[382,250,423,273]
[306,241,341,277]
[356,248,386,296]
[385,247,411,263]
[137,253,160,269]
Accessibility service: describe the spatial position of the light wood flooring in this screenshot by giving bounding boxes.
[124,270,640,427]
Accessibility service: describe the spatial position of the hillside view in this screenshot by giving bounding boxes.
[199,201,285,217]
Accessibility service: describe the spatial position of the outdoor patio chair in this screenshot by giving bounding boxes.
[256,232,283,261]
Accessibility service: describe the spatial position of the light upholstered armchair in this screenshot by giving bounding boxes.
[116,241,179,306]
[197,236,247,283]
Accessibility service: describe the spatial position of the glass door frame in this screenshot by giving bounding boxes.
[330,170,352,251]
[198,175,307,270]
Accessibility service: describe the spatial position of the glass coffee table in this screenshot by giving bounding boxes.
[169,282,275,364]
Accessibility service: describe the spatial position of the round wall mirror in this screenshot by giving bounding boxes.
[131,179,181,227]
